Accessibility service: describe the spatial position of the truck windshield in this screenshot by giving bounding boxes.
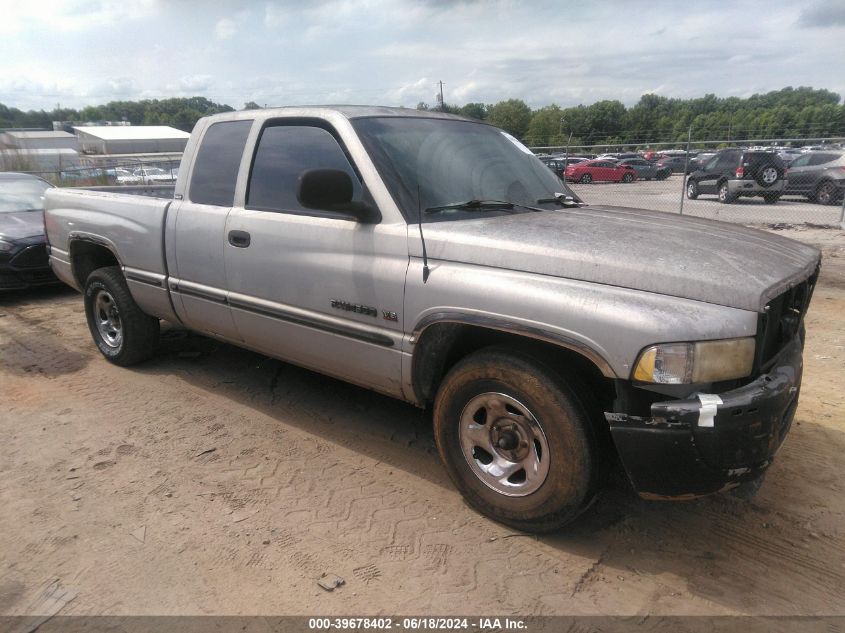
[352,117,579,223]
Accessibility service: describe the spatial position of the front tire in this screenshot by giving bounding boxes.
[686,179,699,199]
[433,348,597,532]
[622,173,634,183]
[84,266,159,366]
[579,173,592,184]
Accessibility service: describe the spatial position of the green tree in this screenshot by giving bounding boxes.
[459,102,487,120]
[487,99,532,139]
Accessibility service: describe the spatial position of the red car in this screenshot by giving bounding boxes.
[564,159,637,183]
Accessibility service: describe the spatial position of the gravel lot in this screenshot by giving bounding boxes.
[570,175,845,225]
[0,227,844,618]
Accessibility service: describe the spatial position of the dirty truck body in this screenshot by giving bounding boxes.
[44,107,821,531]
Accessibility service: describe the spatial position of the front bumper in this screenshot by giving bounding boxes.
[606,338,802,499]
[0,243,58,290]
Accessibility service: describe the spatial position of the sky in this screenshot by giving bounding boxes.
[1,0,843,112]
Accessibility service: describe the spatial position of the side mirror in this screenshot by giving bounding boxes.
[297,169,379,222]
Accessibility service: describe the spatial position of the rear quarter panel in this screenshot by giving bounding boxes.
[44,188,176,320]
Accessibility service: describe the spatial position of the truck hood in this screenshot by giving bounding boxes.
[0,210,46,242]
[419,205,821,312]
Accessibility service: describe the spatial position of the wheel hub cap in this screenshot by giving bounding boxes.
[459,392,550,497]
[762,167,777,184]
[94,289,122,348]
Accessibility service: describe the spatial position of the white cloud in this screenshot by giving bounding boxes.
[215,18,237,40]
[1,0,159,33]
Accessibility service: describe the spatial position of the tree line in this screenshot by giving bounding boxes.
[0,97,235,133]
[1,87,842,147]
[420,86,845,148]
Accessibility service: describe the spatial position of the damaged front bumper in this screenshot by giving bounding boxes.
[606,338,803,499]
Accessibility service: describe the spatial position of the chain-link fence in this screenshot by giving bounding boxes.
[531,137,845,227]
[0,150,181,189]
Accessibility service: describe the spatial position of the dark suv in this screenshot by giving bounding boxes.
[686,149,787,204]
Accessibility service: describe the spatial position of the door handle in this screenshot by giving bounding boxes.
[228,230,251,248]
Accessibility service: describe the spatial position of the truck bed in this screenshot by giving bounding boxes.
[44,187,173,290]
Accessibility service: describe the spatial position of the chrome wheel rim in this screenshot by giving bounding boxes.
[719,184,728,201]
[687,182,696,196]
[94,289,122,348]
[762,167,778,185]
[818,184,833,204]
[459,392,550,497]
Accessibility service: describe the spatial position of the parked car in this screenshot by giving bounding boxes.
[59,168,107,186]
[565,159,637,183]
[541,157,588,178]
[0,172,57,290]
[685,152,716,174]
[597,152,640,161]
[44,106,820,532]
[777,149,803,165]
[655,155,689,174]
[615,158,671,180]
[782,151,845,205]
[114,168,141,185]
[686,149,787,204]
[133,167,176,184]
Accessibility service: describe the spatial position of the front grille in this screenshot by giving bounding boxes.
[756,272,817,370]
[10,244,48,269]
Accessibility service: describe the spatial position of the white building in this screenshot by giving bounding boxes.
[73,125,190,155]
[0,130,79,151]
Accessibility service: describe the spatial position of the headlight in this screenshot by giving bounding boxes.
[0,239,18,253]
[633,337,755,384]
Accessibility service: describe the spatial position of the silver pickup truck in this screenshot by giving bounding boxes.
[44,106,821,532]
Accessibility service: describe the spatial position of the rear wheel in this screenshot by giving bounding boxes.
[579,173,592,184]
[433,348,598,532]
[815,181,839,205]
[763,193,780,204]
[84,266,159,366]
[718,181,736,204]
[622,173,634,183]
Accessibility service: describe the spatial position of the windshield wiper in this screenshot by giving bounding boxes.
[536,192,586,207]
[424,199,517,214]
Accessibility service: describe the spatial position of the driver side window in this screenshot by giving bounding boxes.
[246,125,362,214]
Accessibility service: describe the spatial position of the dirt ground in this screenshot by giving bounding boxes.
[1,226,843,618]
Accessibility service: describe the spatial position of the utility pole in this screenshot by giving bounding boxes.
[437,81,445,111]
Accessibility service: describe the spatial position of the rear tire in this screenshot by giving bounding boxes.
[763,193,780,204]
[814,181,839,205]
[84,266,159,366]
[622,173,634,183]
[718,181,736,204]
[433,347,598,533]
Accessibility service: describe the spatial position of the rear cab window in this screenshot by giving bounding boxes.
[188,120,253,206]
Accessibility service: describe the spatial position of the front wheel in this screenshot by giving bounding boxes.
[622,173,634,183]
[84,266,160,366]
[433,348,597,533]
[686,179,699,199]
[579,173,593,184]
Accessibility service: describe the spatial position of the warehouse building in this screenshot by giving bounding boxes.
[73,125,190,155]
[0,130,79,151]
